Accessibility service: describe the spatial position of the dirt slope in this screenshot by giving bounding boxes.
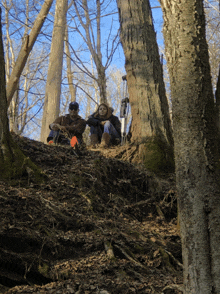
[0,134,183,294]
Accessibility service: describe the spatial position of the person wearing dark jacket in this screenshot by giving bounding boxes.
[47,102,86,145]
[87,103,121,148]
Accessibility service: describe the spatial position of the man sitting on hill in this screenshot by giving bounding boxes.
[47,102,86,146]
[87,103,121,148]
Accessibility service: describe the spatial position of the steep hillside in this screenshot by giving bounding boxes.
[0,134,183,294]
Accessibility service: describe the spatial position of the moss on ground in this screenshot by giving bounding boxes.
[140,138,174,174]
[0,133,46,183]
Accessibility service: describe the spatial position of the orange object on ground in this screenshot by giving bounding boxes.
[70,136,78,147]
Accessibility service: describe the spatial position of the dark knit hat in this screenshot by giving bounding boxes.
[69,102,79,111]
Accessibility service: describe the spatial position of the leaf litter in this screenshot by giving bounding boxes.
[0,134,183,294]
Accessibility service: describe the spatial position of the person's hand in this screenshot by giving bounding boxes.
[51,123,59,130]
[59,125,67,132]
[51,123,66,132]
[100,121,106,126]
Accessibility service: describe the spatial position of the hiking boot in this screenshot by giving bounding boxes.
[100,133,110,148]
[89,134,99,148]
[113,138,121,146]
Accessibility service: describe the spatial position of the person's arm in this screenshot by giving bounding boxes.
[49,117,66,131]
[66,118,86,135]
[86,116,100,127]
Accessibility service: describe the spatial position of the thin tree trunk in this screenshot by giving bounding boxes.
[160,0,220,292]
[6,0,54,107]
[73,0,107,104]
[0,7,9,146]
[4,0,13,84]
[8,87,19,133]
[40,0,68,143]
[9,0,31,134]
[65,25,76,102]
[95,0,106,103]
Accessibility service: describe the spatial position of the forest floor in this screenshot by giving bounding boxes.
[0,134,183,294]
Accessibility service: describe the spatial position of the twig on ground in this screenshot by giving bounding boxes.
[113,244,146,269]
[162,284,183,293]
[165,250,183,269]
[124,198,154,209]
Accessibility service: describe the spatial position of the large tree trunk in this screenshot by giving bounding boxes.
[117,0,174,173]
[6,0,54,106]
[160,0,220,292]
[40,0,68,143]
[0,8,45,182]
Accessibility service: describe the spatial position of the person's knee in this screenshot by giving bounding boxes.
[90,126,97,134]
[47,130,59,142]
[104,120,111,127]
[103,121,112,132]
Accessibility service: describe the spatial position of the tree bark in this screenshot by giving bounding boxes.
[6,0,54,106]
[160,0,220,292]
[117,0,174,173]
[215,66,220,131]
[40,0,68,143]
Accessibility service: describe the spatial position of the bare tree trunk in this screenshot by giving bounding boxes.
[0,8,10,148]
[8,86,19,133]
[4,0,14,84]
[40,0,68,143]
[73,0,108,104]
[65,25,76,102]
[4,0,18,133]
[82,0,107,103]
[6,0,54,106]
[95,0,106,103]
[117,0,174,173]
[8,0,30,134]
[215,66,220,131]
[160,0,220,293]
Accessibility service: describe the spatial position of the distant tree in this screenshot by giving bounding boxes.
[70,0,120,104]
[204,0,220,126]
[205,0,220,84]
[1,0,54,139]
[160,0,220,292]
[107,66,126,114]
[117,0,174,173]
[40,0,68,143]
[6,0,54,106]
[4,0,46,135]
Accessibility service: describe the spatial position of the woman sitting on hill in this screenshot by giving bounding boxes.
[87,103,121,148]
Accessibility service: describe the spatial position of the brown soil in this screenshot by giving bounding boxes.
[0,134,183,294]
